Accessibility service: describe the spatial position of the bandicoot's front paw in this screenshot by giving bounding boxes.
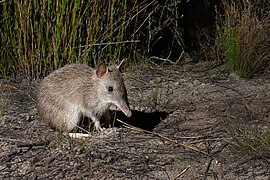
[97,127,106,132]
[94,124,105,132]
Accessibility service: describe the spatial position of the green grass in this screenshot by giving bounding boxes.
[0,0,144,78]
[223,21,238,71]
[1,0,190,78]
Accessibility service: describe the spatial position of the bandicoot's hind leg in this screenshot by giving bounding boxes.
[64,106,93,138]
[61,106,82,132]
[66,114,92,138]
[46,103,81,132]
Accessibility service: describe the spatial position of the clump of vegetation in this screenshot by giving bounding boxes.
[1,0,144,78]
[1,0,186,78]
[0,89,6,117]
[228,123,270,159]
[214,0,270,159]
[216,0,270,78]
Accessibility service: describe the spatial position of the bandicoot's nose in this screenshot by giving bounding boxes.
[118,104,132,117]
[124,109,132,117]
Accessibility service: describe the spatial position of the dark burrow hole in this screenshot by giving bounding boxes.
[78,110,170,132]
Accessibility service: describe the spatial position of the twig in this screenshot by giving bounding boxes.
[75,125,91,134]
[116,119,209,156]
[130,1,159,39]
[17,140,50,148]
[205,158,213,176]
[128,76,151,85]
[173,165,191,180]
[149,56,175,64]
[0,137,29,143]
[175,50,185,64]
[76,40,140,48]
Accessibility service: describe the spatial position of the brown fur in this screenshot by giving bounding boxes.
[37,60,131,132]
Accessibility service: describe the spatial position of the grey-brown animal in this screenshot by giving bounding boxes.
[37,59,132,132]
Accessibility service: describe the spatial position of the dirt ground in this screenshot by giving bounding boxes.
[0,62,269,179]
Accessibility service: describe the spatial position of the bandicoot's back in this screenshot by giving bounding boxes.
[37,59,131,132]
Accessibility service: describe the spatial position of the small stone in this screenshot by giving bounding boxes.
[156,77,162,83]
[186,106,196,112]
[26,115,31,121]
[167,89,173,94]
[228,73,240,81]
[193,79,201,86]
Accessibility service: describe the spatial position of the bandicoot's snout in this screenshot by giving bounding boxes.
[115,101,132,117]
[123,108,132,117]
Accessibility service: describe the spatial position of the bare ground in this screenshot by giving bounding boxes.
[0,62,270,179]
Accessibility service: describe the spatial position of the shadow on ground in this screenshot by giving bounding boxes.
[79,110,170,132]
[113,110,171,131]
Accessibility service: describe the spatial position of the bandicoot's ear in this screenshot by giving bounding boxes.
[117,58,128,73]
[96,63,108,78]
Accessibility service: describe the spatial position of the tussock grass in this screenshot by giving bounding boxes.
[235,10,270,78]
[228,123,270,158]
[216,0,270,78]
[1,0,144,78]
[215,1,270,159]
[1,0,187,78]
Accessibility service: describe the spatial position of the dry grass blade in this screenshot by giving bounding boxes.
[116,119,209,155]
[227,124,270,158]
[0,83,35,102]
[173,165,191,180]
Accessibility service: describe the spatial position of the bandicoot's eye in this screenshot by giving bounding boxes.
[108,86,113,92]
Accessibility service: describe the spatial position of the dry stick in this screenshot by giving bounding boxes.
[116,119,209,156]
[173,165,191,180]
[75,125,91,134]
[76,40,141,48]
[130,1,159,39]
[149,56,175,64]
